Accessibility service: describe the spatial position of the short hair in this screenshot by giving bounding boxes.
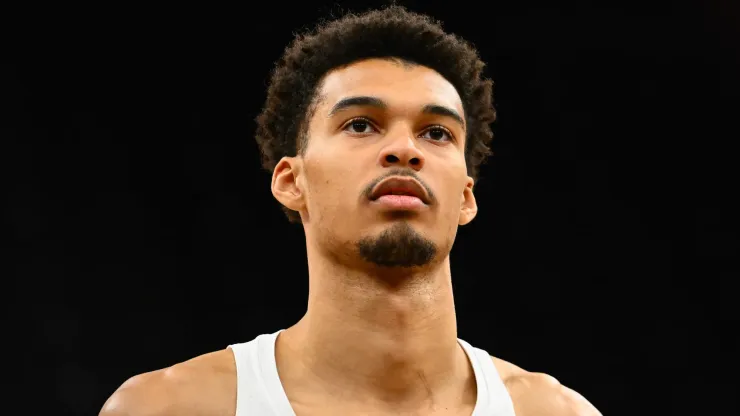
[255,5,497,223]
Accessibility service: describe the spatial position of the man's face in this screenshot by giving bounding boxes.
[275,58,477,269]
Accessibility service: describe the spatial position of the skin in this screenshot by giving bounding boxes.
[100,59,602,416]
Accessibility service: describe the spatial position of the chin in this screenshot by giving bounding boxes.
[380,209,422,221]
[356,221,440,269]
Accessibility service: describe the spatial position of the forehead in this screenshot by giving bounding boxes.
[316,58,464,116]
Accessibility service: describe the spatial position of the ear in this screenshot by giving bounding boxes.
[271,156,305,213]
[459,176,478,226]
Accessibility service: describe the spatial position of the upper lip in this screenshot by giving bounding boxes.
[369,177,431,204]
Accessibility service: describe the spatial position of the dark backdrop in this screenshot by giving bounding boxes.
[5,1,739,415]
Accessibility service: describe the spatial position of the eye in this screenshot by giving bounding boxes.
[421,126,454,142]
[342,117,377,134]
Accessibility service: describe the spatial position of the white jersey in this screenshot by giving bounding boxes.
[228,330,516,415]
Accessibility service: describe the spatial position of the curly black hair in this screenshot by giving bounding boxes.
[255,5,496,223]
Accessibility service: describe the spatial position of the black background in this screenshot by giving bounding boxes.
[5,1,739,415]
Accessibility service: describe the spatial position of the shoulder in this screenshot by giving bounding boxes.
[491,356,603,416]
[99,349,237,416]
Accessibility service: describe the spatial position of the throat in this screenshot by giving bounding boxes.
[276,320,476,412]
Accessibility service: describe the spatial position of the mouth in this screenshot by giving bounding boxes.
[369,177,431,206]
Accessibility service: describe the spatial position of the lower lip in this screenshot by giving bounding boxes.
[372,195,426,210]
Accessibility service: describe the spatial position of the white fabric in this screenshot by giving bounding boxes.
[229,330,516,416]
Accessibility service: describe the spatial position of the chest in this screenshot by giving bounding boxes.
[289,402,477,416]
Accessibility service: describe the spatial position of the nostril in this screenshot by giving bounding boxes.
[385,154,399,163]
[409,157,421,166]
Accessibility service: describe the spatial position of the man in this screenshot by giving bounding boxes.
[100,5,602,415]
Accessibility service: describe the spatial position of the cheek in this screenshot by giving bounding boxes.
[442,180,469,221]
[438,166,466,206]
[304,162,358,221]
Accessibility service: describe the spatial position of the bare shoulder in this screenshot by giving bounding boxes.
[99,348,236,416]
[491,356,603,416]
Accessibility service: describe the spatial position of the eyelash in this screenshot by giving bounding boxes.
[341,117,455,142]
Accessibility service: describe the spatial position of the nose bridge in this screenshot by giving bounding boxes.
[379,122,425,169]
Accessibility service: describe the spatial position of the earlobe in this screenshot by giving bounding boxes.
[459,178,478,226]
[271,157,305,213]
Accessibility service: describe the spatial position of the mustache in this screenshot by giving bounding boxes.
[362,168,436,204]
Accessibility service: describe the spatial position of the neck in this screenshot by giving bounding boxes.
[276,244,474,411]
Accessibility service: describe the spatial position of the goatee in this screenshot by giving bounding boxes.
[357,222,437,268]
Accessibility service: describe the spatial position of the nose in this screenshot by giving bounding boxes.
[378,134,426,171]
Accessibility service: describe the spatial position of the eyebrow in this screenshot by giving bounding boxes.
[327,95,466,131]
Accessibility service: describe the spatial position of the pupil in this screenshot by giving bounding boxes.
[352,121,367,131]
[430,128,444,140]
